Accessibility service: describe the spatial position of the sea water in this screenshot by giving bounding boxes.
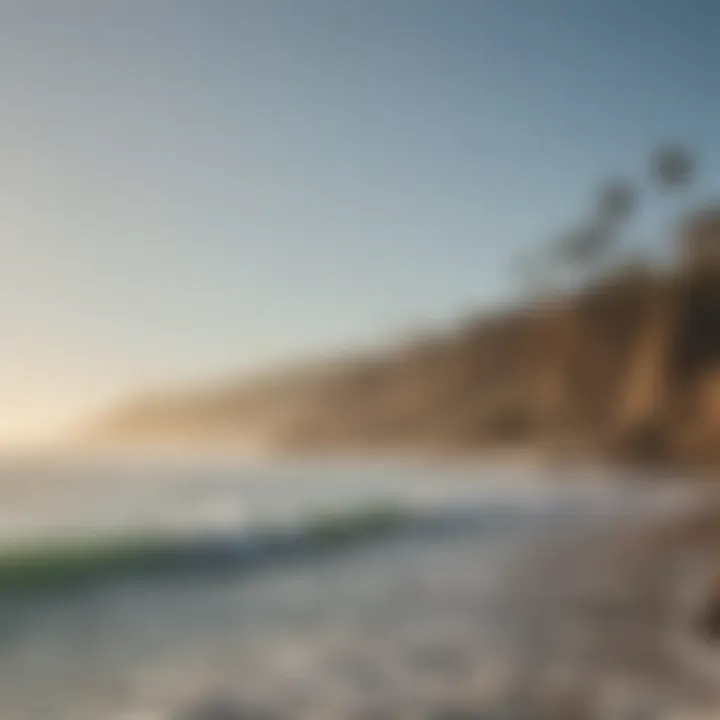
[0,455,710,719]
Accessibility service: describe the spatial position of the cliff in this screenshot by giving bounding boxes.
[89,264,720,467]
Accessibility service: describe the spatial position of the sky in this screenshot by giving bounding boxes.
[2,0,720,445]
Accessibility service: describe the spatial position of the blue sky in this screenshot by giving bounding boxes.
[2,0,720,442]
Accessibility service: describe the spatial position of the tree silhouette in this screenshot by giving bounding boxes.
[515,145,696,292]
[651,146,694,191]
[555,223,611,268]
[597,181,636,226]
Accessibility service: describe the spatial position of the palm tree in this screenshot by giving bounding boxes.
[651,146,695,261]
[556,224,607,267]
[550,182,636,282]
[651,146,694,191]
[523,145,695,291]
[597,181,636,226]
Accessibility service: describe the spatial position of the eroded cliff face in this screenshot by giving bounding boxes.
[494,265,720,466]
[90,265,720,467]
[658,267,720,464]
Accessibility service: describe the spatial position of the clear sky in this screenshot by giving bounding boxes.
[2,0,720,444]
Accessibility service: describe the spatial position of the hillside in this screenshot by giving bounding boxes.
[88,262,720,468]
